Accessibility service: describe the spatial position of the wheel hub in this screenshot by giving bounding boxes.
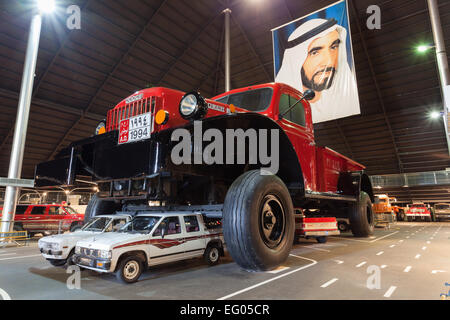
[259,195,285,249]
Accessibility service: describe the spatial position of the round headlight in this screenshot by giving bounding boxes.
[113,181,125,191]
[179,92,208,120]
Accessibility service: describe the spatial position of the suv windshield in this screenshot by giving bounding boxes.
[64,206,78,215]
[214,87,273,112]
[119,216,161,234]
[82,217,111,231]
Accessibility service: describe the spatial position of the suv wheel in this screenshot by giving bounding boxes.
[116,256,143,284]
[223,170,294,272]
[204,245,221,266]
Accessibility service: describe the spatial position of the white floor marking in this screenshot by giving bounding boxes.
[330,231,399,243]
[334,260,344,264]
[299,246,330,252]
[356,261,367,268]
[422,246,427,250]
[217,255,317,300]
[399,240,404,243]
[376,251,384,256]
[267,266,290,274]
[389,245,395,248]
[426,241,431,244]
[415,254,421,259]
[0,253,16,257]
[381,265,387,269]
[321,278,338,288]
[384,286,397,298]
[431,270,446,274]
[0,254,41,261]
[404,266,412,273]
[406,236,410,238]
[0,288,11,300]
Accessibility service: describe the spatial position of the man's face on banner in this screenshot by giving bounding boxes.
[301,30,340,92]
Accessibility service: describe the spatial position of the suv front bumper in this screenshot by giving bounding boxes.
[72,254,112,272]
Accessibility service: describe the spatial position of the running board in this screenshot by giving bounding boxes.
[304,191,357,202]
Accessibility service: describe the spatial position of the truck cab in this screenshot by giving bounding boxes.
[73,212,224,283]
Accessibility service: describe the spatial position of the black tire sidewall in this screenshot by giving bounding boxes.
[205,245,220,265]
[116,256,142,283]
[349,191,374,237]
[223,171,294,271]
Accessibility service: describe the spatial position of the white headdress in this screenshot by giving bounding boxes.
[275,18,360,123]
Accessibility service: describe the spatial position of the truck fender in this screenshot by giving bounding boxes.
[338,171,374,202]
[161,112,305,194]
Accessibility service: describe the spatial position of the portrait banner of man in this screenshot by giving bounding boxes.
[272,0,360,124]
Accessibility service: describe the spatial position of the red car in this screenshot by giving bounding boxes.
[0,204,84,237]
[405,203,432,222]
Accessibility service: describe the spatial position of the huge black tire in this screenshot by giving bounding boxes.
[84,194,121,224]
[223,170,294,272]
[349,191,374,237]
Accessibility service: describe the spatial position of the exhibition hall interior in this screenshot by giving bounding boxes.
[0,0,449,304]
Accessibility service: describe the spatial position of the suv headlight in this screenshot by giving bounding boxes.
[179,92,208,120]
[75,246,81,254]
[99,250,112,259]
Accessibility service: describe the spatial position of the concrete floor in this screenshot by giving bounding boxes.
[0,222,449,300]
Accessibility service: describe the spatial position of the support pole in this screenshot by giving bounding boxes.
[224,8,231,92]
[1,13,42,235]
[427,0,450,155]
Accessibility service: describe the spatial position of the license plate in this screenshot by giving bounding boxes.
[118,112,152,144]
[80,257,92,266]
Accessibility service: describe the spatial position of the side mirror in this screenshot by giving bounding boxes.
[303,90,315,101]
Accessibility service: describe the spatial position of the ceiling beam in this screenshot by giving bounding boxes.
[45,0,168,161]
[156,8,226,87]
[350,0,406,173]
[230,13,272,83]
[0,0,92,155]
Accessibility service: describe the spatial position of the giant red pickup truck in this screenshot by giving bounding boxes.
[35,82,374,271]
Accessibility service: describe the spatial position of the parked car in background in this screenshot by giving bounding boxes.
[373,194,395,226]
[390,197,406,221]
[405,203,432,222]
[39,214,132,267]
[0,203,84,237]
[433,203,450,221]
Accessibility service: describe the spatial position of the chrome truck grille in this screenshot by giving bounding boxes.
[106,96,158,132]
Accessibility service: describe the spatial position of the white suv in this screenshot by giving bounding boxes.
[73,212,224,283]
[38,214,132,267]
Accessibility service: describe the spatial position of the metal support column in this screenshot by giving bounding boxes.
[1,13,42,234]
[224,8,231,92]
[427,0,450,155]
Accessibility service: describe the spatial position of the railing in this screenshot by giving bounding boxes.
[106,96,158,132]
[370,170,450,188]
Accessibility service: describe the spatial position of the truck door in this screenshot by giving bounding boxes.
[25,205,48,232]
[277,91,317,190]
[182,215,207,256]
[150,216,187,264]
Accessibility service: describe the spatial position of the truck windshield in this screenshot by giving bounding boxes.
[436,204,450,210]
[82,217,111,231]
[119,216,161,234]
[214,87,273,112]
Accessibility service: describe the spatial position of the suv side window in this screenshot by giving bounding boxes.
[153,217,181,236]
[30,206,46,215]
[15,205,28,215]
[184,216,200,233]
[279,93,306,127]
[48,206,63,215]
